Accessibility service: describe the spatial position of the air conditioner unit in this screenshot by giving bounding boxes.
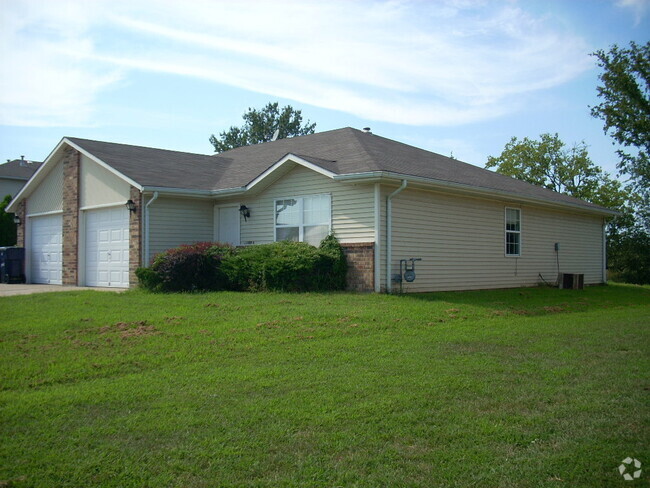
[558,273,584,290]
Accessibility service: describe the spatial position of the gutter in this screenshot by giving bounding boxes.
[140,185,246,198]
[386,180,408,293]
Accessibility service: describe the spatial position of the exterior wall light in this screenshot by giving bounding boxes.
[239,205,250,221]
[125,199,137,213]
[13,215,21,225]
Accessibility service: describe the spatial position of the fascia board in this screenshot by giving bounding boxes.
[246,153,336,190]
[334,171,619,217]
[141,186,246,199]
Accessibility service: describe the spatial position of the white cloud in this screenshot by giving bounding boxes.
[0,0,592,127]
[616,0,650,24]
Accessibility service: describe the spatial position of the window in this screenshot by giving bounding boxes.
[275,194,331,246]
[505,207,521,256]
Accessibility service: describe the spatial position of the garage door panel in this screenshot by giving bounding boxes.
[30,214,63,285]
[85,207,129,288]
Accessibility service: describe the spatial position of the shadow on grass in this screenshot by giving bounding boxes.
[392,282,650,316]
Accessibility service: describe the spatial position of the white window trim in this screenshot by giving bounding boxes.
[505,207,521,257]
[274,193,332,244]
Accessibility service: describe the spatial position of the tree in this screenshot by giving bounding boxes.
[591,41,650,195]
[0,194,17,246]
[485,133,628,209]
[209,102,316,153]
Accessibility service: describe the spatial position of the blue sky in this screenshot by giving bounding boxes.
[1,0,648,177]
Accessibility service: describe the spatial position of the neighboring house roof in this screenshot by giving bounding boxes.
[11,128,614,215]
[0,159,42,181]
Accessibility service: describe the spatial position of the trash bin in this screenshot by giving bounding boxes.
[0,247,26,284]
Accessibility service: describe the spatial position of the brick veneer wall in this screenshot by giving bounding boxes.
[342,242,375,292]
[15,201,26,247]
[129,186,142,287]
[62,147,80,285]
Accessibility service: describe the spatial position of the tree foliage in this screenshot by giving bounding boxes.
[485,133,628,210]
[209,102,316,153]
[0,194,17,246]
[591,41,650,194]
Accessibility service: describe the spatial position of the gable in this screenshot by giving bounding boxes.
[27,159,63,215]
[80,154,130,208]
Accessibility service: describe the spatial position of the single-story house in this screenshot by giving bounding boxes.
[0,158,42,199]
[7,127,615,292]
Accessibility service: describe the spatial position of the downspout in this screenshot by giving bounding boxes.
[386,180,408,293]
[374,183,381,292]
[602,217,607,284]
[143,191,159,266]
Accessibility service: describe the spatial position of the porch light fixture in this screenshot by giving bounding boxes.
[125,199,137,213]
[239,205,250,221]
[13,215,21,225]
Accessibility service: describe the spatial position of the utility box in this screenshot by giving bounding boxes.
[558,273,584,290]
[0,247,26,284]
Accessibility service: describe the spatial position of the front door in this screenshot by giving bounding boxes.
[216,206,240,246]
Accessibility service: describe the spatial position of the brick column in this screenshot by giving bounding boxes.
[15,201,26,247]
[129,186,142,288]
[62,147,80,285]
[341,242,375,292]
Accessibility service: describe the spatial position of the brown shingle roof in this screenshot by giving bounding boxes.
[0,159,42,180]
[67,128,610,212]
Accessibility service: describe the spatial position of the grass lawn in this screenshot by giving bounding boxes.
[1,283,649,487]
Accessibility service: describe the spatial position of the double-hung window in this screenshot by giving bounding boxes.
[505,207,521,256]
[275,194,331,246]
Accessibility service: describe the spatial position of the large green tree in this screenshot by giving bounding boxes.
[210,102,316,153]
[485,133,628,210]
[591,41,650,195]
[0,194,17,246]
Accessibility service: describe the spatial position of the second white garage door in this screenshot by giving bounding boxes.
[85,207,129,288]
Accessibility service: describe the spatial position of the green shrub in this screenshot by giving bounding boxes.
[137,237,347,293]
[221,237,347,292]
[138,242,235,292]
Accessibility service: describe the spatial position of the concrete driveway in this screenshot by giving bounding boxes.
[0,283,127,297]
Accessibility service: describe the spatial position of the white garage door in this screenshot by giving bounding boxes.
[30,214,63,285]
[85,207,129,288]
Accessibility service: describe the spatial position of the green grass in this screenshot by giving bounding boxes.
[1,284,649,487]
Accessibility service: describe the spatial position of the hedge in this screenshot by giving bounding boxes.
[136,235,347,293]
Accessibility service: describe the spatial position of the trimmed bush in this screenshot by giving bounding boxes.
[137,242,235,292]
[221,237,347,292]
[136,236,347,293]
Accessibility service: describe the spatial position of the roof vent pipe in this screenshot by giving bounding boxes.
[362,127,372,134]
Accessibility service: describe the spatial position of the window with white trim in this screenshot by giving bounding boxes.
[275,194,331,246]
[505,207,521,256]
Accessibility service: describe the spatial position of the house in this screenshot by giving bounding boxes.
[7,127,615,292]
[0,158,41,199]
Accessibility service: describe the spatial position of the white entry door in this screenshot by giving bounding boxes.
[85,207,130,288]
[216,206,240,245]
[30,214,63,284]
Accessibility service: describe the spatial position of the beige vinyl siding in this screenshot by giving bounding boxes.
[222,165,374,245]
[27,160,63,215]
[388,187,604,292]
[147,197,214,261]
[80,155,130,207]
